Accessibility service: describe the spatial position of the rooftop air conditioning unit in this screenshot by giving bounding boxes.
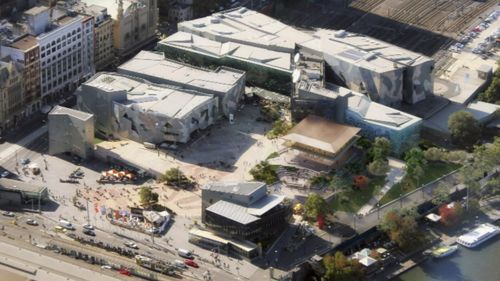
[334,30,347,38]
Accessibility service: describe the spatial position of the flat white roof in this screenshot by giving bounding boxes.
[206,200,259,225]
[174,9,432,74]
[118,51,244,93]
[49,105,93,121]
[161,31,292,72]
[80,0,134,19]
[85,73,215,119]
[347,92,421,130]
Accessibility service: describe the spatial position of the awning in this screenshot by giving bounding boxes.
[426,213,441,222]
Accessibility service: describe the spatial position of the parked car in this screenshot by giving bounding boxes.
[59,219,75,230]
[82,229,96,236]
[2,211,15,217]
[54,226,67,233]
[174,260,188,269]
[82,224,94,230]
[124,241,138,249]
[184,259,199,268]
[0,171,10,178]
[26,219,38,226]
[177,248,194,259]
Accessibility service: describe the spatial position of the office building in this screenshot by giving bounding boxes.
[0,58,24,135]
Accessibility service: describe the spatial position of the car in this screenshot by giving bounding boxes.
[82,224,94,230]
[54,226,67,233]
[184,259,199,268]
[82,229,96,236]
[26,219,38,226]
[174,260,188,269]
[101,265,112,270]
[0,171,10,178]
[2,211,15,217]
[177,248,194,259]
[20,158,30,165]
[124,241,138,249]
[59,220,75,230]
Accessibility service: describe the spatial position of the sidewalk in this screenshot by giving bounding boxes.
[358,158,405,215]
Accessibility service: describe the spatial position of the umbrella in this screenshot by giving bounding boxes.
[359,256,377,267]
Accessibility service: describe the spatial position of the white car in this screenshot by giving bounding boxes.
[82,224,94,230]
[124,241,138,249]
[2,211,15,217]
[26,219,38,226]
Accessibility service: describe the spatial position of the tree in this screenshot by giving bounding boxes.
[304,193,329,220]
[432,181,451,206]
[249,161,278,184]
[443,150,467,164]
[379,209,424,251]
[479,66,500,104]
[323,252,364,281]
[424,147,445,162]
[353,175,368,189]
[138,186,159,207]
[368,159,390,176]
[372,137,391,160]
[439,202,464,226]
[160,168,194,187]
[448,111,481,148]
[404,148,427,188]
[266,119,292,139]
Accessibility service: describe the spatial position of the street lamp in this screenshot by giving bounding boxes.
[400,193,403,208]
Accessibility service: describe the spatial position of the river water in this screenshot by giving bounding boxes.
[396,238,500,281]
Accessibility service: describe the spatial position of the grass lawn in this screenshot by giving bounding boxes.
[379,162,461,205]
[330,176,386,213]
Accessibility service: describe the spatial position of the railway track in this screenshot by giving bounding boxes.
[444,0,498,33]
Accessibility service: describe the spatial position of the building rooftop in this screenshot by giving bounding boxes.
[9,34,38,51]
[24,6,49,16]
[247,194,285,216]
[206,200,260,225]
[174,9,432,74]
[49,105,94,121]
[0,178,46,194]
[347,92,421,129]
[160,31,293,72]
[284,115,360,154]
[178,7,313,52]
[84,73,215,119]
[118,51,245,94]
[203,181,265,196]
[80,0,134,19]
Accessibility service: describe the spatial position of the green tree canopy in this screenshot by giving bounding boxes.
[432,181,451,206]
[249,161,278,184]
[304,193,329,220]
[138,186,159,207]
[479,65,500,104]
[379,209,424,251]
[372,137,391,160]
[448,111,481,148]
[323,252,364,281]
[368,159,390,176]
[404,147,427,187]
[160,168,194,187]
[424,147,446,162]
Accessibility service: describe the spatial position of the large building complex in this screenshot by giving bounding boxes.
[76,72,218,144]
[48,105,94,159]
[117,50,246,117]
[201,182,290,244]
[157,8,434,105]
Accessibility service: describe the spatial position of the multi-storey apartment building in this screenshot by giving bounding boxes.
[2,34,41,114]
[65,2,114,71]
[27,6,95,101]
[0,58,24,134]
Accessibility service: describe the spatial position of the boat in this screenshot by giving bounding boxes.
[457,223,500,248]
[430,244,458,258]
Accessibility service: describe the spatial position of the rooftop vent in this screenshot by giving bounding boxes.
[363,52,376,61]
[239,7,248,14]
[210,16,220,24]
[193,22,205,28]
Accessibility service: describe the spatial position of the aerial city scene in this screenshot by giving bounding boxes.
[0,0,499,280]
